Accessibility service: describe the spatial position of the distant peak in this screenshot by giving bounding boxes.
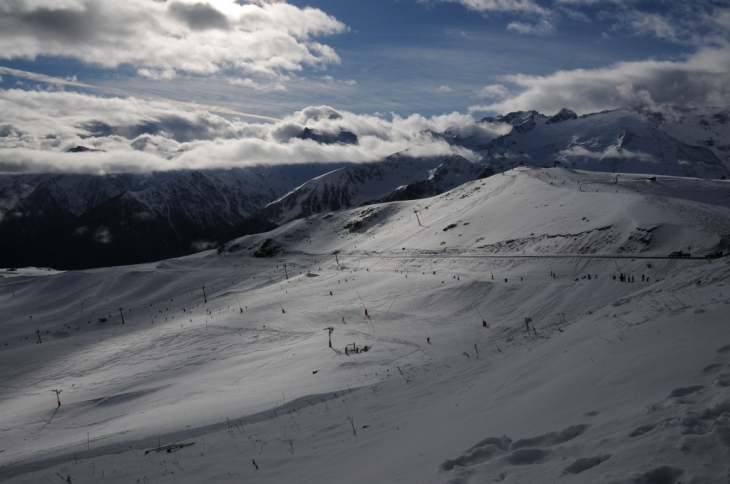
[67,145,105,153]
[546,108,578,125]
[298,127,358,145]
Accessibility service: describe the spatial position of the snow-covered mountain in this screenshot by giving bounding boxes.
[2,167,729,483]
[479,107,730,178]
[223,166,730,259]
[239,153,492,230]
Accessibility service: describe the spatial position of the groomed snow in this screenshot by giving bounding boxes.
[1,167,729,483]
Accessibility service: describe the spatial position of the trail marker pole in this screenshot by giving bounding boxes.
[119,307,125,324]
[202,286,207,304]
[284,263,289,280]
[52,389,62,407]
[414,210,422,227]
[35,330,42,344]
[324,327,334,348]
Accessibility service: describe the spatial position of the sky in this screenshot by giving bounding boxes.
[1,0,729,174]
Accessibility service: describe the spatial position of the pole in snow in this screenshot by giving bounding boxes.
[119,307,125,324]
[356,291,367,316]
[35,330,42,343]
[284,263,289,280]
[414,210,422,227]
[202,286,207,304]
[324,327,334,348]
[614,260,622,277]
[275,296,285,314]
[52,389,62,407]
[476,307,487,328]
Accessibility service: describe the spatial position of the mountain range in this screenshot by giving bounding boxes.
[1,106,728,269]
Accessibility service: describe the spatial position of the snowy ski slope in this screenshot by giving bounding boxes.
[1,167,729,483]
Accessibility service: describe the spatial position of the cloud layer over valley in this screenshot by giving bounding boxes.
[0,88,508,174]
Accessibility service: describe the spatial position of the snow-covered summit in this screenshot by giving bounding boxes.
[479,107,730,178]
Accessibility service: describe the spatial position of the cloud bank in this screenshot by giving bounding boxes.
[0,0,347,88]
[0,89,507,174]
[470,46,730,115]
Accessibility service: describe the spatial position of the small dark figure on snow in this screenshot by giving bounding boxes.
[427,337,431,344]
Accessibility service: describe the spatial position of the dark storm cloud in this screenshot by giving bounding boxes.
[169,2,230,31]
[5,4,100,44]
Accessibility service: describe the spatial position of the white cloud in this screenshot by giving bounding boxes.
[475,84,510,98]
[437,85,453,92]
[469,46,730,115]
[431,0,547,15]
[425,0,555,33]
[0,89,507,174]
[557,145,656,164]
[507,18,556,35]
[93,226,112,244]
[623,12,677,41]
[430,0,730,45]
[0,1,347,85]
